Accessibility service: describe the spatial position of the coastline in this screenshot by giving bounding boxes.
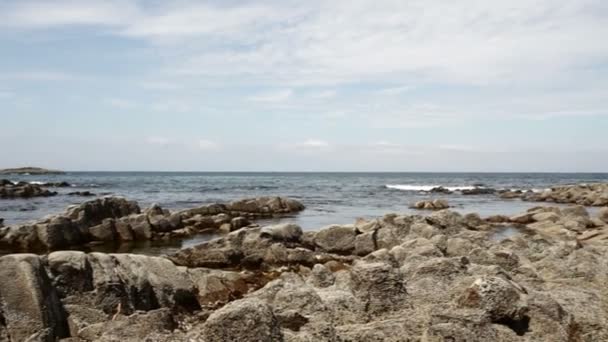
[0,181,607,340]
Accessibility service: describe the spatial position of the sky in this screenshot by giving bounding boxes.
[1,0,607,172]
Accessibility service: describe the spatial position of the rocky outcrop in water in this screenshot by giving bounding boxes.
[1,204,608,341]
[0,196,305,253]
[410,199,450,210]
[504,183,608,206]
[0,179,58,199]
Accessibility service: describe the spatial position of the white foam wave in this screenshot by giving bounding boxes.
[28,181,45,185]
[386,184,478,192]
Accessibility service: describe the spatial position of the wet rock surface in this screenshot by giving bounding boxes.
[0,197,607,340]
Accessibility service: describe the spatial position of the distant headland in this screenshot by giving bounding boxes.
[0,167,65,175]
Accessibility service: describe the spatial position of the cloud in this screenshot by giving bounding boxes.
[248,89,293,103]
[0,71,78,81]
[377,86,414,95]
[197,139,220,151]
[0,0,136,28]
[139,81,181,90]
[106,98,136,109]
[297,139,330,148]
[145,136,172,146]
[310,90,336,99]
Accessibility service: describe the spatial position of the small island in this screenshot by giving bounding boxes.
[0,167,65,175]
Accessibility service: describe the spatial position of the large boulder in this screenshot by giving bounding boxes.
[314,224,357,254]
[0,254,69,341]
[260,223,303,242]
[191,299,283,342]
[228,196,305,216]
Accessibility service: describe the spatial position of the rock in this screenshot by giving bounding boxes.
[0,181,58,199]
[0,254,69,341]
[260,223,303,242]
[314,224,357,254]
[67,191,96,197]
[114,219,135,241]
[77,308,177,342]
[430,186,453,194]
[562,205,589,218]
[510,212,534,224]
[37,216,84,249]
[231,216,250,230]
[123,214,152,240]
[485,215,511,223]
[499,190,523,199]
[522,183,608,206]
[532,211,561,222]
[88,219,116,241]
[458,276,529,331]
[192,299,283,342]
[228,196,305,216]
[66,197,141,225]
[461,187,496,195]
[411,199,450,210]
[599,207,608,224]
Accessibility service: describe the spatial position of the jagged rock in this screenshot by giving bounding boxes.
[458,276,529,329]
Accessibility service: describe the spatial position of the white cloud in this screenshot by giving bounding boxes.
[298,139,330,148]
[106,98,136,109]
[378,86,414,95]
[140,81,180,90]
[197,139,220,151]
[248,89,293,103]
[0,71,78,81]
[310,90,336,99]
[0,0,136,28]
[146,136,172,146]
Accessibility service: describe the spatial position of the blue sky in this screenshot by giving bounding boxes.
[1,0,607,171]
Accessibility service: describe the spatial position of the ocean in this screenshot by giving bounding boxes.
[2,172,606,254]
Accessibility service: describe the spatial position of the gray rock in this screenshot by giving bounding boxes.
[0,254,69,341]
[314,224,357,254]
[192,299,283,342]
[260,223,303,242]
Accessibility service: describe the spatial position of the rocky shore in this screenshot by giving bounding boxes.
[512,183,608,207]
[0,179,58,199]
[0,194,607,341]
[0,196,305,253]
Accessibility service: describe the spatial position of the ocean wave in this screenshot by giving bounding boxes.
[385,184,478,192]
